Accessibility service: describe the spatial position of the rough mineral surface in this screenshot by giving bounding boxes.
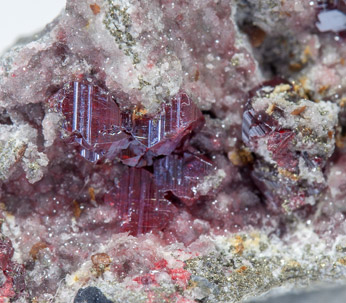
[1,0,346,302]
[242,80,338,212]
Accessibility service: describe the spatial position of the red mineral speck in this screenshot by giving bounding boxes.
[0,237,25,300]
[153,152,214,206]
[104,168,176,235]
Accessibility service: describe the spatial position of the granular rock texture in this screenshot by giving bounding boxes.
[243,80,338,212]
[1,0,346,302]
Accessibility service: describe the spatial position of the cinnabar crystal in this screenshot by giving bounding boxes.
[153,152,214,206]
[50,81,131,162]
[104,168,176,235]
[242,80,337,212]
[51,82,204,166]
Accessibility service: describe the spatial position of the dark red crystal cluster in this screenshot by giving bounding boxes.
[242,80,337,213]
[50,81,204,166]
[50,81,214,235]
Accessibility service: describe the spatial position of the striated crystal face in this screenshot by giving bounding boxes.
[242,107,274,147]
[267,130,298,173]
[50,82,204,166]
[153,152,214,207]
[104,168,176,235]
[131,93,205,155]
[50,81,131,162]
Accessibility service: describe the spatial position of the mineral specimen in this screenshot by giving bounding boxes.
[1,0,346,302]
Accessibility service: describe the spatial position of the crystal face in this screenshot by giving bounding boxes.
[103,152,215,234]
[267,130,298,172]
[104,168,176,235]
[51,82,204,166]
[130,93,205,156]
[50,81,131,162]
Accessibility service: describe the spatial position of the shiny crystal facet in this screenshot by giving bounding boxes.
[104,168,176,235]
[119,93,205,166]
[51,83,204,165]
[154,152,214,206]
[242,108,273,147]
[51,81,131,162]
[267,130,298,172]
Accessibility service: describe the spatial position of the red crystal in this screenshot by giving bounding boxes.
[50,81,131,162]
[242,107,274,147]
[242,80,332,212]
[116,92,205,166]
[134,93,205,155]
[51,82,204,166]
[104,168,176,235]
[153,152,214,206]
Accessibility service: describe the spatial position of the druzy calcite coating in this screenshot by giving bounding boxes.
[104,168,176,235]
[242,81,338,212]
[51,81,204,166]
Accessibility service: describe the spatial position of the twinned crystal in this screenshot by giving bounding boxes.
[103,152,216,235]
[50,81,130,162]
[50,81,204,166]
